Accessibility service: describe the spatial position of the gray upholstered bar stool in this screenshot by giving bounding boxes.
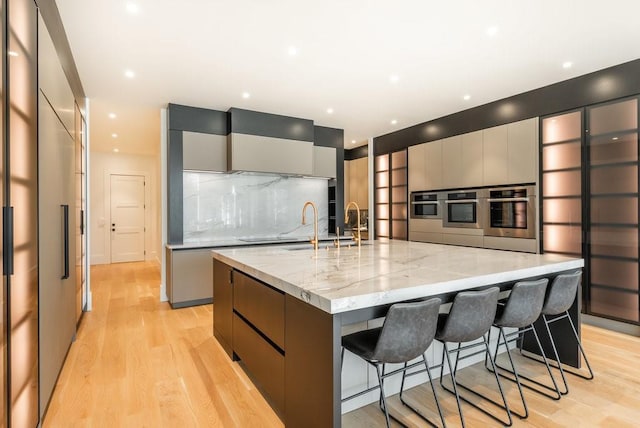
[341,298,445,428]
[536,270,594,394]
[435,287,512,428]
[487,278,562,419]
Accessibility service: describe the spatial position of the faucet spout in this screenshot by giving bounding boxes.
[302,201,319,250]
[344,201,362,247]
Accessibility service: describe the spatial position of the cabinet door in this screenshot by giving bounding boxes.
[461,131,483,187]
[183,131,227,172]
[353,157,368,208]
[213,259,234,359]
[408,143,427,192]
[348,159,359,205]
[425,140,443,190]
[483,124,508,185]
[508,118,538,184]
[442,136,463,188]
[312,146,336,178]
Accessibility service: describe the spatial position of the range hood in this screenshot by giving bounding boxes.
[227,108,315,176]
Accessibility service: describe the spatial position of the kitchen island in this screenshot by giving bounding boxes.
[212,240,584,427]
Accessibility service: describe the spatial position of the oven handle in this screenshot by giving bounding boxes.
[488,197,530,202]
[411,201,439,205]
[444,199,479,204]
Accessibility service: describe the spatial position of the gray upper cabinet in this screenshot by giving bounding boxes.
[182,131,227,172]
[507,118,538,184]
[461,131,483,187]
[483,124,509,185]
[228,133,313,175]
[312,146,336,178]
[408,143,427,192]
[39,15,75,136]
[442,135,463,188]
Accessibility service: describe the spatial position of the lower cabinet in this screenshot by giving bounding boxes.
[166,247,214,307]
[213,259,233,358]
[213,263,286,416]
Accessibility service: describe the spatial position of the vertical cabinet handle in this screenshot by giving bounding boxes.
[80,209,84,235]
[62,205,69,279]
[3,206,14,276]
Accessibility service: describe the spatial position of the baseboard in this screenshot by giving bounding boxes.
[582,314,640,337]
[170,297,212,309]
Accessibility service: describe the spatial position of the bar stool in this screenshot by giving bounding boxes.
[341,298,445,428]
[537,270,594,394]
[436,287,512,428]
[487,278,562,419]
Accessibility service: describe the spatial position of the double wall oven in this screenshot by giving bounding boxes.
[485,185,536,238]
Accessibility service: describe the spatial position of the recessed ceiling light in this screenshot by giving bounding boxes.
[613,137,619,140]
[486,26,499,37]
[113,148,119,153]
[562,61,573,69]
[288,46,298,56]
[108,113,117,119]
[242,92,250,99]
[124,69,135,79]
[463,94,471,101]
[8,51,18,57]
[326,108,333,114]
[111,133,118,138]
[351,140,356,144]
[389,74,399,84]
[391,119,398,125]
[125,2,139,14]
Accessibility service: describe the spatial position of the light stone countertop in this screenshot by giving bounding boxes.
[166,234,353,250]
[211,240,584,314]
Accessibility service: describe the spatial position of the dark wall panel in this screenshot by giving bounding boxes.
[229,107,314,141]
[374,58,640,155]
[314,126,345,233]
[345,145,368,160]
[167,130,183,244]
[168,103,229,135]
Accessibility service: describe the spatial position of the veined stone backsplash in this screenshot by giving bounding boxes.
[183,172,329,243]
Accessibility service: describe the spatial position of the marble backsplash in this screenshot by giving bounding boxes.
[183,172,329,243]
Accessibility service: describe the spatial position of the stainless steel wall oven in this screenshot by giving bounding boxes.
[410,191,443,219]
[443,189,487,228]
[485,185,536,238]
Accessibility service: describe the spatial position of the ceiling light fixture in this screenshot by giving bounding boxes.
[124,69,135,78]
[486,26,499,37]
[391,119,398,125]
[463,94,471,101]
[351,140,356,144]
[8,51,18,57]
[389,74,399,84]
[112,133,118,138]
[125,3,139,14]
[327,108,333,114]
[242,92,250,99]
[113,148,120,153]
[288,46,298,56]
[613,137,619,140]
[108,113,117,119]
[562,61,573,69]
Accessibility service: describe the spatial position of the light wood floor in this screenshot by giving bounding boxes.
[43,262,640,427]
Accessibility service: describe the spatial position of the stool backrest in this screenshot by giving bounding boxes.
[542,270,582,316]
[496,278,549,328]
[438,287,499,343]
[371,298,441,364]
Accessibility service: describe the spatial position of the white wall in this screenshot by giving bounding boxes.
[90,151,161,265]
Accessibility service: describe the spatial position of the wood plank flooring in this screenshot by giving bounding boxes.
[43,261,640,427]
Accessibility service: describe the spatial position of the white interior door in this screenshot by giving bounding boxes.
[110,174,145,263]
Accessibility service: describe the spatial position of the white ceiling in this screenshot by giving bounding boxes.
[56,0,640,155]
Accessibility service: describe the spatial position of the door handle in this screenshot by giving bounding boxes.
[3,206,14,276]
[62,205,69,279]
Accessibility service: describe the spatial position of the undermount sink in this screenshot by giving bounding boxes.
[286,241,369,251]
